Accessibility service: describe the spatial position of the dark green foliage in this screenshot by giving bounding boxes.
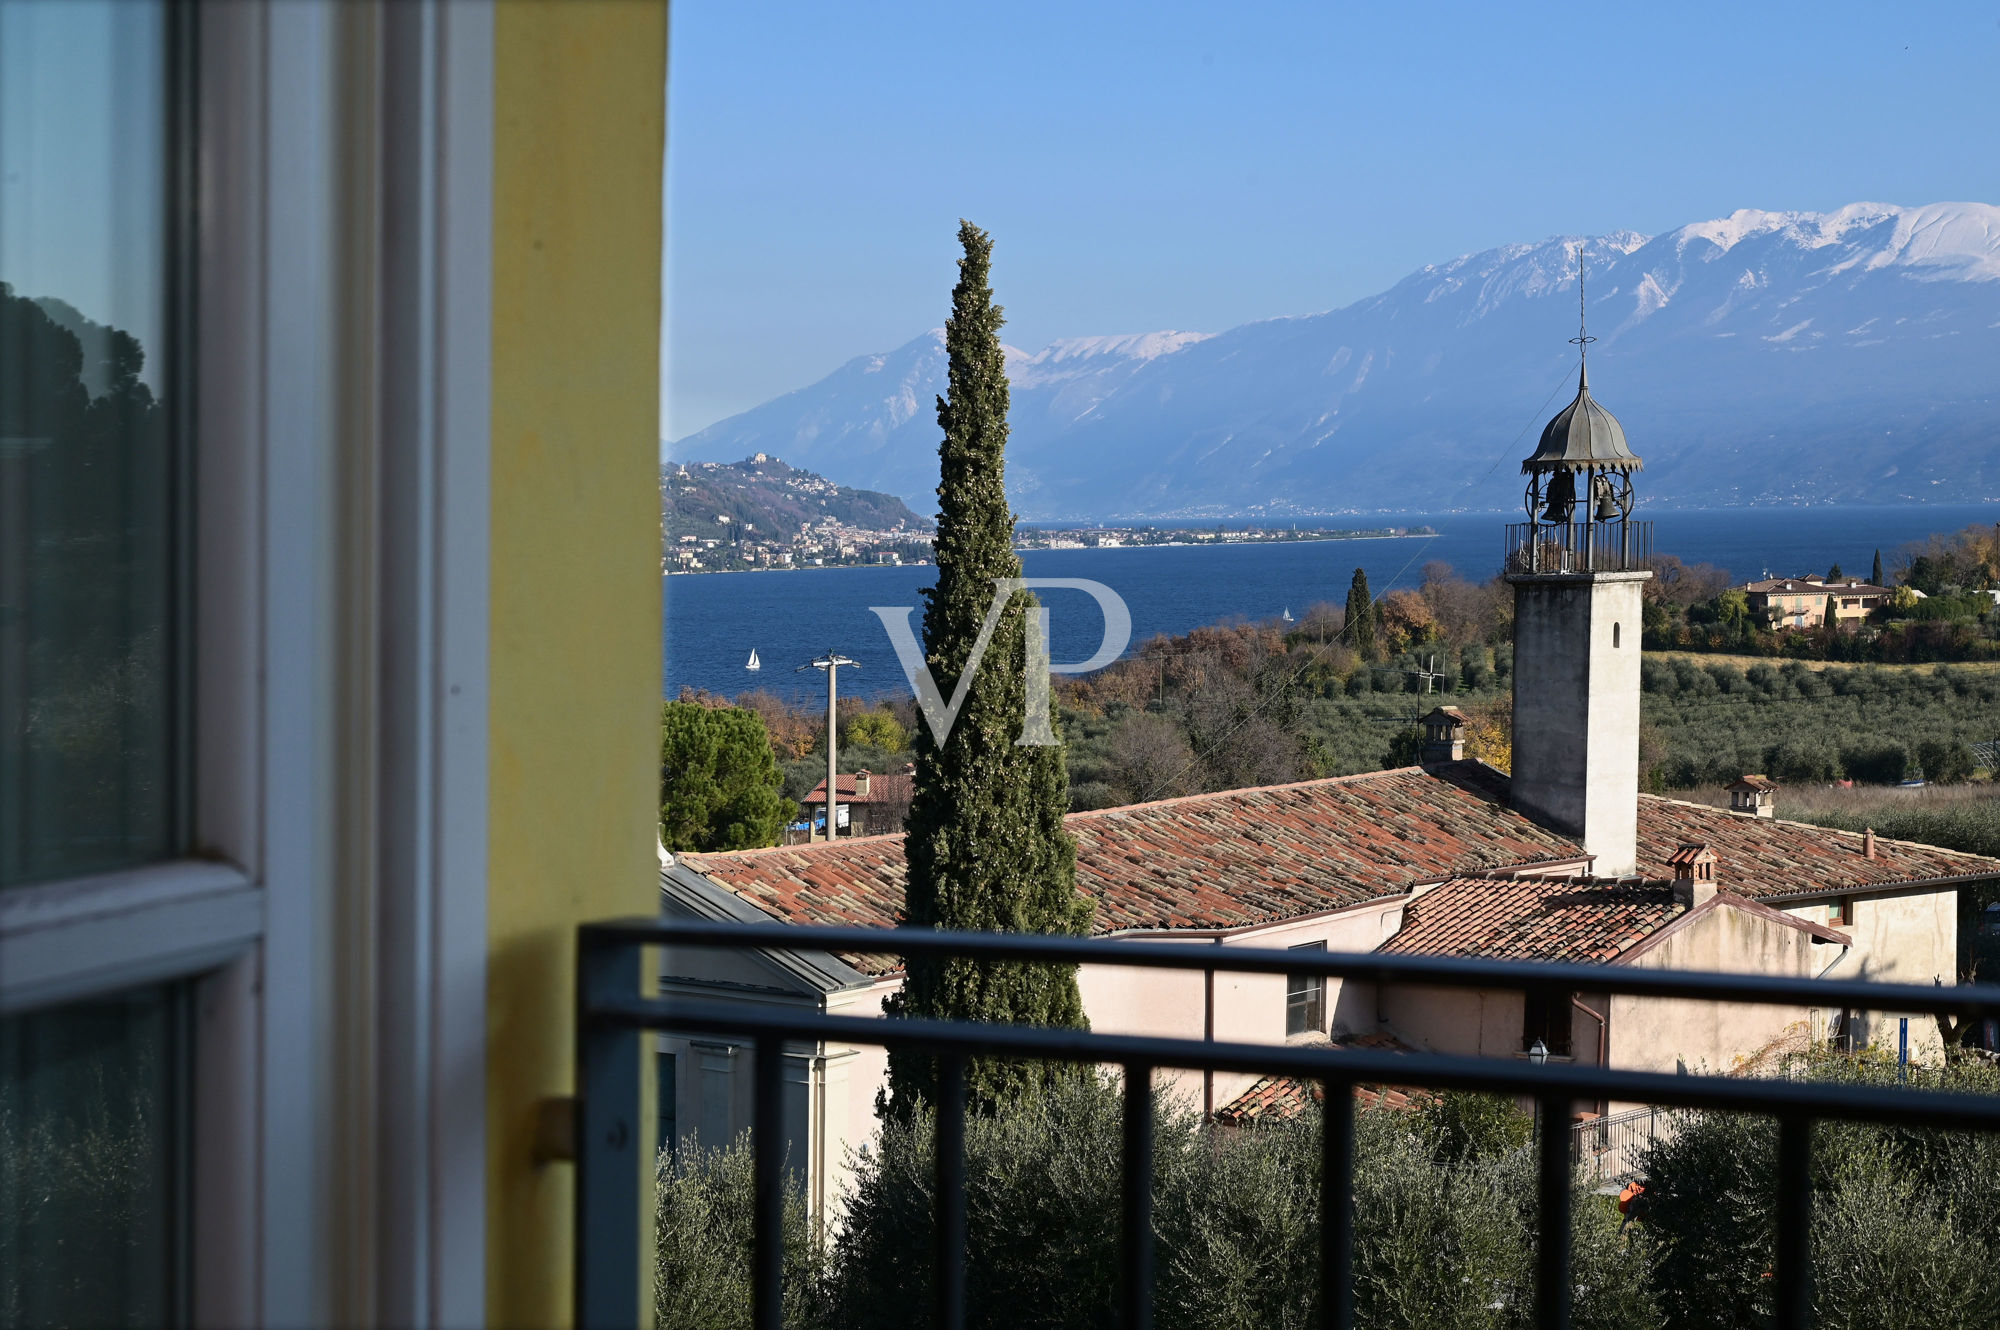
[889,222,1091,1115]
[1638,661,2000,788]
[1762,738,1840,784]
[1639,1056,2000,1330]
[1873,550,1884,586]
[654,1134,824,1330]
[1837,740,1908,784]
[1915,737,1976,784]
[1385,725,1422,768]
[1346,567,1377,659]
[1826,563,1842,580]
[659,701,792,851]
[824,1076,1651,1330]
[1415,1090,1532,1167]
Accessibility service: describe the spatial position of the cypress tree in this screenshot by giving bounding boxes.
[1872,550,1884,586]
[885,221,1091,1117]
[1345,567,1376,659]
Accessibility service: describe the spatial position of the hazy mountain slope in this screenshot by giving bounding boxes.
[671,203,2000,518]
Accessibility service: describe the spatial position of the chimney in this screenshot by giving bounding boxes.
[853,769,870,798]
[1727,775,1776,819]
[1418,706,1468,765]
[1862,827,1875,860]
[1669,842,1719,908]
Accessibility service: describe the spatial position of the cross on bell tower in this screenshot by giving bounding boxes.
[1502,249,1654,876]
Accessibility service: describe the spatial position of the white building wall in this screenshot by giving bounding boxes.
[1509,571,1648,875]
[1780,888,1956,1059]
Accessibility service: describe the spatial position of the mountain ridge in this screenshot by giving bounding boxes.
[671,201,2000,518]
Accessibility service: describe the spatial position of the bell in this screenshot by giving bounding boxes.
[1592,474,1620,522]
[1539,471,1575,524]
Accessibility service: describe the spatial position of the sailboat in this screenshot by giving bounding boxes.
[746,649,761,671]
[1280,607,1294,623]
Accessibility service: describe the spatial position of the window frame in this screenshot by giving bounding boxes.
[1285,941,1327,1037]
[0,5,494,1325]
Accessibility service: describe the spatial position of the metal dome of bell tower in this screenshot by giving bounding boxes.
[1507,264,1650,575]
[1500,252,1654,877]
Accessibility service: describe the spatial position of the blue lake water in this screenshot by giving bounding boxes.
[665,504,1999,705]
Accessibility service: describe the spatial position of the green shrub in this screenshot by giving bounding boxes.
[823,1076,1651,1330]
[1915,738,1976,784]
[654,1134,825,1330]
[1638,1056,2000,1330]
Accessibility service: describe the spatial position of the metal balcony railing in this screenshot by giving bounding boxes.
[1571,1104,1678,1186]
[1504,520,1653,575]
[577,919,2000,1330]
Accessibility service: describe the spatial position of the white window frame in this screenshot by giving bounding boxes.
[0,4,491,1325]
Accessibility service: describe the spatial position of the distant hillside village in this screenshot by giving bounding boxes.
[660,456,934,572]
[662,454,1442,570]
[1647,523,2000,663]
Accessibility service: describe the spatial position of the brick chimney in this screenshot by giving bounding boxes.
[1727,775,1776,819]
[1669,842,1718,908]
[1418,706,1468,765]
[853,769,871,797]
[1862,827,1875,860]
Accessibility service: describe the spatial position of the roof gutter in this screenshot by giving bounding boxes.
[1754,869,2000,907]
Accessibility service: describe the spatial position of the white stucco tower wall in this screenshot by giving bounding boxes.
[1507,569,1650,876]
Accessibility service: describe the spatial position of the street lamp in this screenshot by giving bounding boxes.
[1527,1038,1550,1141]
[798,649,859,841]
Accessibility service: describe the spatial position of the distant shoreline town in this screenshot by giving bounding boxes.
[663,521,1437,575]
[661,454,1441,574]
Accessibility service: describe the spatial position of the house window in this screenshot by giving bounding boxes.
[1830,898,1855,927]
[2,6,189,1322]
[1612,622,1621,648]
[0,983,184,1327]
[2,0,181,890]
[1286,942,1326,1036]
[657,1047,678,1158]
[1523,988,1573,1056]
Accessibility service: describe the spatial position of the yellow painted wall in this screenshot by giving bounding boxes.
[489,2,666,1323]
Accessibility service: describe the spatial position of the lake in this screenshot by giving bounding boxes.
[664,504,1999,704]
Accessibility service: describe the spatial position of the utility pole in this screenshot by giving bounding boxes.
[798,649,858,840]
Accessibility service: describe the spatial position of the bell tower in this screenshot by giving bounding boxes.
[1504,270,1652,875]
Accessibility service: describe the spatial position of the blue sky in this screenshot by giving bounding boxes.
[1,1,166,381]
[664,1,2000,440]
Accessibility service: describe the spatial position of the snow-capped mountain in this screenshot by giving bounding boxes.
[669,202,2000,518]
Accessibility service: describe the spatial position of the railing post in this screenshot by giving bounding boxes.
[1320,1080,1354,1330]
[754,1035,786,1330]
[1775,1115,1814,1330]
[1122,1062,1155,1330]
[1536,1093,1572,1330]
[576,934,642,1330]
[934,1053,968,1330]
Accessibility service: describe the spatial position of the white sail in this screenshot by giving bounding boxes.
[1281,607,1294,622]
[746,649,760,670]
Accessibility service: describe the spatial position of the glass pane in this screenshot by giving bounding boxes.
[0,985,181,1328]
[0,0,179,887]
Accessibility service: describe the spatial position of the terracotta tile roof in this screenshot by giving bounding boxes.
[1381,877,1683,963]
[1744,578,1890,596]
[1066,765,1584,931]
[674,767,2000,977]
[1213,1034,1421,1125]
[803,769,914,807]
[681,764,1586,974]
[1633,795,2000,899]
